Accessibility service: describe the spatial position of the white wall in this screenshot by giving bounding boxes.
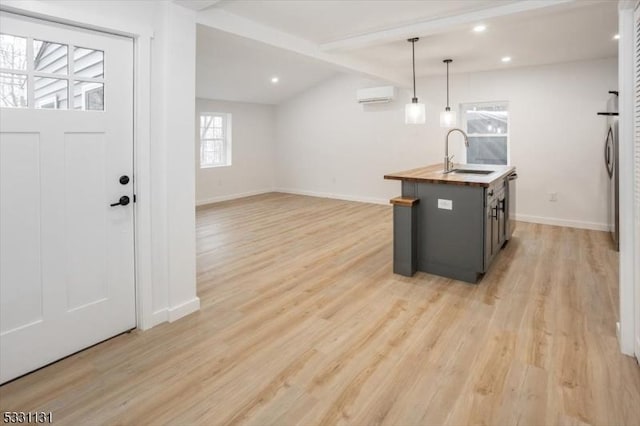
[160,3,199,322]
[195,98,276,205]
[2,0,200,328]
[276,57,618,230]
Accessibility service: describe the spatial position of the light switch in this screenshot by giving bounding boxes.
[438,199,453,210]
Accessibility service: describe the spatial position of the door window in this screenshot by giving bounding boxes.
[0,72,27,108]
[33,40,68,75]
[34,77,68,109]
[0,32,104,110]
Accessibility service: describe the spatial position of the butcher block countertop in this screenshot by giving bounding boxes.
[384,163,516,188]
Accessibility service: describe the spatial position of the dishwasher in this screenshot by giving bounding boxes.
[506,172,517,240]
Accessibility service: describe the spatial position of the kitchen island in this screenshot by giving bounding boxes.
[384,163,517,283]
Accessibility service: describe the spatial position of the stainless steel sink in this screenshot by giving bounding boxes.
[450,169,494,175]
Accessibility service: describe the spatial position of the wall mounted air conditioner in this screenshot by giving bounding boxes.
[356,86,396,104]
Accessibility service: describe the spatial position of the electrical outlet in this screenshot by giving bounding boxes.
[438,199,453,210]
[549,192,558,202]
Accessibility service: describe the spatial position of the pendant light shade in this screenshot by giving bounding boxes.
[440,59,457,128]
[406,100,426,124]
[440,109,456,127]
[405,38,425,124]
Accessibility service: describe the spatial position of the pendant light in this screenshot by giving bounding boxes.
[440,59,457,128]
[405,37,425,124]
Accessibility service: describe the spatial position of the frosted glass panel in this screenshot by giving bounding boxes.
[405,102,425,124]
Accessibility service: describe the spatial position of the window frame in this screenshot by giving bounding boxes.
[199,112,232,169]
[460,100,510,166]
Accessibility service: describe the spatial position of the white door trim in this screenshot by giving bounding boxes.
[633,0,640,363]
[132,34,155,331]
[0,3,157,331]
[618,1,638,356]
[0,1,154,38]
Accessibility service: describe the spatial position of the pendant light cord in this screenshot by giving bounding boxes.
[407,38,420,102]
[443,59,452,110]
[412,40,416,99]
[446,60,449,108]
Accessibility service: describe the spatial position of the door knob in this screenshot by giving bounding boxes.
[110,196,130,207]
[119,175,130,185]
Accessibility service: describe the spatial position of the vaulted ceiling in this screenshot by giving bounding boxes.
[188,0,618,104]
[196,25,339,104]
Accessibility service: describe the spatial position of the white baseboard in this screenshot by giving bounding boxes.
[147,297,200,327]
[167,297,200,322]
[617,320,636,356]
[274,187,389,205]
[196,189,273,206]
[515,214,608,231]
[149,309,168,328]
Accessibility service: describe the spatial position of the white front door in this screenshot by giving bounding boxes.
[0,12,135,383]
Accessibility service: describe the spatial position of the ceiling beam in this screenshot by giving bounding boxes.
[174,0,222,12]
[320,0,575,52]
[196,8,409,87]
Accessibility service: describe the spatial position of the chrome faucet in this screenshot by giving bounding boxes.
[444,128,469,172]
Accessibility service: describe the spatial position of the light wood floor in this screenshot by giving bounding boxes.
[1,193,639,425]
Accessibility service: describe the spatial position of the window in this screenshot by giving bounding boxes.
[200,113,232,168]
[0,34,27,108]
[461,101,509,165]
[0,33,104,110]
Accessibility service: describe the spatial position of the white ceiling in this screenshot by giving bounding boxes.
[193,0,619,104]
[217,0,514,44]
[196,25,338,104]
[351,1,618,78]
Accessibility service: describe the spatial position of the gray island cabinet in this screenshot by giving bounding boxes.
[384,163,517,283]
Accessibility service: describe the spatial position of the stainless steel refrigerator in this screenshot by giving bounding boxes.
[599,91,619,250]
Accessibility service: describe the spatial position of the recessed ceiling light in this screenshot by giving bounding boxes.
[271,76,279,83]
[501,56,512,63]
[473,24,487,33]
[613,34,620,40]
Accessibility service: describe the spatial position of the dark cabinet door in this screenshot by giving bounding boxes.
[491,198,500,256]
[485,201,493,271]
[498,189,506,247]
[484,180,508,272]
[485,189,500,271]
